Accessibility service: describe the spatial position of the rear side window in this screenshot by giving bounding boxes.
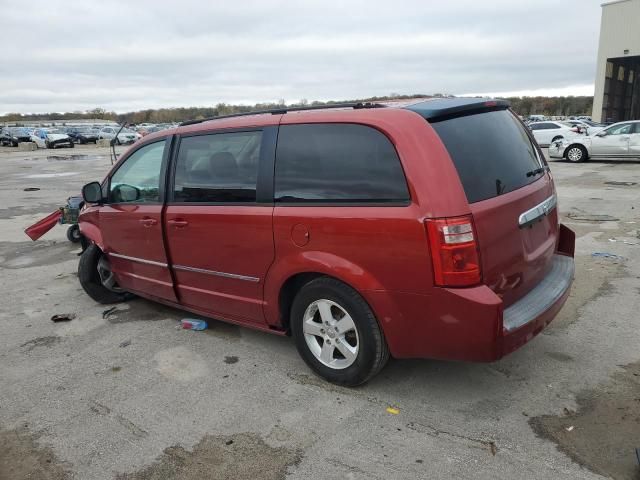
[275,124,409,203]
[173,131,262,203]
[431,110,544,203]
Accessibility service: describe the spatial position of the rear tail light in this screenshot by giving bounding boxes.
[425,215,481,287]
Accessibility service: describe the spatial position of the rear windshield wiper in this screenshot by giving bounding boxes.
[526,166,549,178]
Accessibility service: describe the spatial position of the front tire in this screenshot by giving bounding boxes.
[291,277,389,386]
[78,244,132,304]
[565,144,587,163]
[45,140,52,149]
[66,224,82,243]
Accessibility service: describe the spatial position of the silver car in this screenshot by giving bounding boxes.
[548,120,640,162]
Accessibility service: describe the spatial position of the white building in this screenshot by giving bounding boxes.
[592,0,640,122]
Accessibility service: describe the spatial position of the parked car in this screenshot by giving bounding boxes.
[98,127,139,145]
[548,120,640,162]
[77,98,575,386]
[528,121,580,146]
[65,127,99,144]
[30,128,74,149]
[1,127,32,146]
[562,120,605,136]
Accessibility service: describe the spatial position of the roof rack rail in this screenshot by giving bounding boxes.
[179,102,386,126]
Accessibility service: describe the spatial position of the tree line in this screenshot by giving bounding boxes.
[0,94,594,124]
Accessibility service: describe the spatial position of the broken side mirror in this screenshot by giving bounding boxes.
[82,181,103,203]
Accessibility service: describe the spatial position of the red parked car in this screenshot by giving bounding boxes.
[78,99,575,386]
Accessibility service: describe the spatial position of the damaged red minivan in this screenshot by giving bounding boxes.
[78,98,575,386]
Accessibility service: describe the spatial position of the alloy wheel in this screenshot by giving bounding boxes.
[567,147,583,162]
[97,256,124,292]
[302,299,359,369]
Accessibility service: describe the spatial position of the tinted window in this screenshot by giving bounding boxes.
[275,124,409,203]
[173,131,262,203]
[110,141,165,203]
[431,110,544,203]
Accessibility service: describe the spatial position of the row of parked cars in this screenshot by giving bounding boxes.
[0,123,176,149]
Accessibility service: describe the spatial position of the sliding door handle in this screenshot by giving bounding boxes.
[167,219,189,228]
[139,217,157,227]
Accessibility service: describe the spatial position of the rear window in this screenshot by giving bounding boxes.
[275,123,409,203]
[431,110,544,203]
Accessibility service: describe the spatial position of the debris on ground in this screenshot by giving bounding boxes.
[181,319,208,330]
[386,406,400,415]
[119,340,131,348]
[23,187,40,191]
[591,252,625,260]
[50,313,76,323]
[102,306,118,319]
[565,426,574,432]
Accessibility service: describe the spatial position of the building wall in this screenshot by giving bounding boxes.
[592,0,640,122]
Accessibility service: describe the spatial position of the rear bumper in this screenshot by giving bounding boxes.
[367,226,575,361]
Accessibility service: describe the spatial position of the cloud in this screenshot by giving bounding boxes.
[0,0,602,114]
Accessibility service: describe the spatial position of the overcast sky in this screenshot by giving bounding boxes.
[0,0,603,114]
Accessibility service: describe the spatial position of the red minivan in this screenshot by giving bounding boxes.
[78,98,575,386]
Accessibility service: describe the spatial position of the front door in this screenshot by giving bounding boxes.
[164,128,276,325]
[591,122,633,156]
[100,139,177,302]
[628,123,640,159]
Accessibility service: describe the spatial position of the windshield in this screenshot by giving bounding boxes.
[430,109,544,203]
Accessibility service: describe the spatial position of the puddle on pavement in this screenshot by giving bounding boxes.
[45,155,107,162]
[530,361,640,480]
[116,433,301,480]
[566,212,620,222]
[0,426,71,480]
[0,241,78,269]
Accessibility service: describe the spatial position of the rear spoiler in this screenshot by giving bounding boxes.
[404,98,511,122]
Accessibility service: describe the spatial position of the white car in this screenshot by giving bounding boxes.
[98,127,140,145]
[562,120,606,136]
[528,121,581,147]
[548,120,640,163]
[30,128,74,149]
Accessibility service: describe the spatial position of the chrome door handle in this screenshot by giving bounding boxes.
[139,217,157,227]
[167,219,189,228]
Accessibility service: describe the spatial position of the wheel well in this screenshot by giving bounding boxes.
[278,272,326,333]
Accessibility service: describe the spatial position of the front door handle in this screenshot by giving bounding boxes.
[139,217,157,227]
[167,219,189,228]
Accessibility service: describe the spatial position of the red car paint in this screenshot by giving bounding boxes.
[79,104,574,361]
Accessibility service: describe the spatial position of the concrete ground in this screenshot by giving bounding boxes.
[0,144,639,479]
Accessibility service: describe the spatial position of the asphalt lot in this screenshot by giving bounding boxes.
[0,144,639,479]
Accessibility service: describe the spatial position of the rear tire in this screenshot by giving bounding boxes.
[78,244,132,304]
[291,277,389,386]
[565,144,587,163]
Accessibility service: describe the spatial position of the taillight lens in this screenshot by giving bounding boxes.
[425,215,481,287]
